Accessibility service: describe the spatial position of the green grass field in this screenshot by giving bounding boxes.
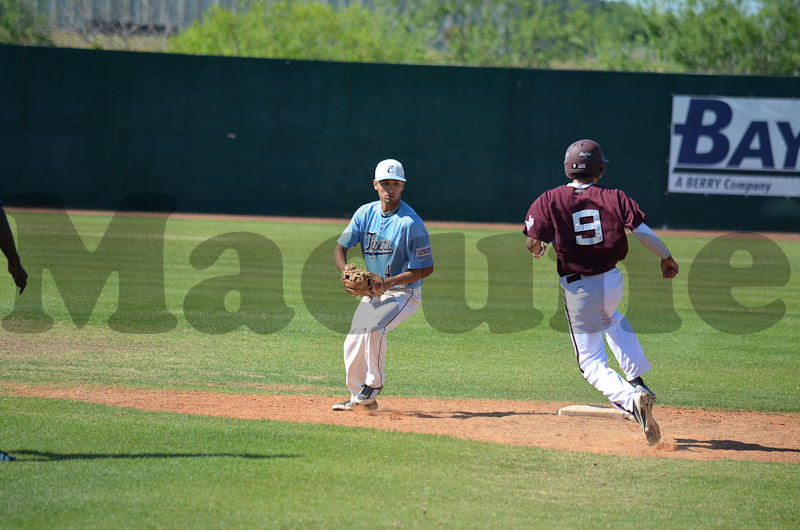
[2,210,799,528]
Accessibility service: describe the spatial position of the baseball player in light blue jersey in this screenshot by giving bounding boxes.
[332,159,434,411]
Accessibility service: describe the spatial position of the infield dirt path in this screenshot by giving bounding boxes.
[10,384,800,463]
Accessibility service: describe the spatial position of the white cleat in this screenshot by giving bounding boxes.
[632,392,661,446]
[331,399,378,412]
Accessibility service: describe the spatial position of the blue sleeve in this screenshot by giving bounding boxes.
[337,207,364,249]
[406,220,433,269]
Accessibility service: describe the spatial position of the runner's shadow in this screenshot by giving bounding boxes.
[674,439,800,454]
[407,410,549,420]
[11,450,299,462]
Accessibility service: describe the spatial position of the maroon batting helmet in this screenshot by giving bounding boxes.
[564,139,608,179]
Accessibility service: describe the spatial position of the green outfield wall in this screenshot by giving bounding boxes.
[2,45,799,231]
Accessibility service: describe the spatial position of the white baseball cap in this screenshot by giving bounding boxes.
[374,159,406,182]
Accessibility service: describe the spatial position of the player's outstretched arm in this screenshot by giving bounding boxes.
[632,223,678,279]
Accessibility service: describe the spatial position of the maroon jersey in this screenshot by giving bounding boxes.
[523,184,646,276]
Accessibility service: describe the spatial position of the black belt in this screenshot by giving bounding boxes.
[564,273,581,284]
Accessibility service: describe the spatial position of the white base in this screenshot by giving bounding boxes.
[557,404,627,419]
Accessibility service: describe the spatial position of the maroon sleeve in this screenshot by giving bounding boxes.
[522,194,555,242]
[618,191,646,229]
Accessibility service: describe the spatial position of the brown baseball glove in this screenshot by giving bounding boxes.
[340,263,386,298]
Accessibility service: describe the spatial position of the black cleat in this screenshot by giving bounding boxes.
[352,384,382,405]
[629,376,656,401]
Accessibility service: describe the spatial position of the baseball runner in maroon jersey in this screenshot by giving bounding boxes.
[522,140,679,446]
[1,203,27,462]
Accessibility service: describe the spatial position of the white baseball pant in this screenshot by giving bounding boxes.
[561,267,650,419]
[343,287,421,399]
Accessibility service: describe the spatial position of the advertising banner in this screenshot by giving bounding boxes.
[669,96,800,197]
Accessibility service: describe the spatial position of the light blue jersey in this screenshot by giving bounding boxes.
[338,201,433,289]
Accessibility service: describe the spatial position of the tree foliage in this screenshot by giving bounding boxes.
[2,0,798,76]
[638,0,800,75]
[167,0,629,70]
[379,0,599,68]
[0,0,52,45]
[167,0,431,63]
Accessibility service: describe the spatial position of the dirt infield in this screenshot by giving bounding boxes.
[10,384,800,463]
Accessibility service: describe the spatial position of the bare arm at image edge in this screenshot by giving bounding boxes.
[0,206,27,293]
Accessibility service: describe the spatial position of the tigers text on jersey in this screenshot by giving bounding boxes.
[338,201,433,288]
[523,184,646,276]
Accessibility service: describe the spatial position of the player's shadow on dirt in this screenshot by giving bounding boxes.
[675,439,800,454]
[408,410,548,420]
[11,450,299,462]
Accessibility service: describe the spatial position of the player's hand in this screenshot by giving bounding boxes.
[344,286,368,297]
[8,258,27,294]
[661,255,679,279]
[526,237,547,258]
